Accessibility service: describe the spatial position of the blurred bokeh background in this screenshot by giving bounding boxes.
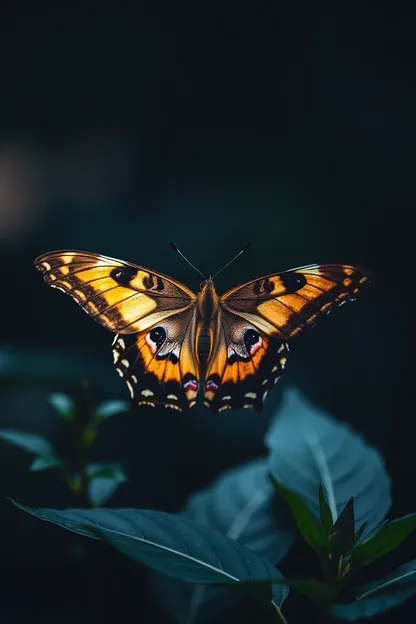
[0,3,413,623]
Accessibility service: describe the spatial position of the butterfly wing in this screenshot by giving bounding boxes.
[203,264,370,413]
[35,250,200,410]
[112,308,200,411]
[35,250,196,333]
[203,307,289,413]
[220,264,371,339]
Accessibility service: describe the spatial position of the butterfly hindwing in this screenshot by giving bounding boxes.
[221,264,371,340]
[203,308,290,413]
[112,307,200,411]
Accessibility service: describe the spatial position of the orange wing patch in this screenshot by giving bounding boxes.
[203,309,289,413]
[112,308,200,411]
[35,250,195,334]
[222,264,371,340]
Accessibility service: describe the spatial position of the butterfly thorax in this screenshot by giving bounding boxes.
[198,279,220,330]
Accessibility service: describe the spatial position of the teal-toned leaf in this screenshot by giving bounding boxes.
[184,459,294,562]
[0,430,55,457]
[95,400,129,422]
[86,463,127,506]
[266,389,391,536]
[12,502,289,606]
[331,560,416,620]
[270,476,327,552]
[30,455,65,472]
[153,459,294,622]
[319,483,334,535]
[351,513,416,568]
[49,393,74,421]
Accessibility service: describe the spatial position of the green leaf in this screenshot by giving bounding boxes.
[286,577,340,606]
[95,400,129,422]
[12,502,289,609]
[0,430,55,456]
[30,455,65,472]
[270,476,327,552]
[266,389,391,537]
[319,483,334,535]
[154,459,294,623]
[354,521,367,545]
[331,560,416,620]
[49,393,74,421]
[351,513,416,568]
[330,498,356,560]
[87,463,127,506]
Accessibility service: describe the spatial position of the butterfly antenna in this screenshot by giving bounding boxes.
[170,242,205,278]
[211,244,251,279]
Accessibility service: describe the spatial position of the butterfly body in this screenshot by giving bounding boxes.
[35,250,371,413]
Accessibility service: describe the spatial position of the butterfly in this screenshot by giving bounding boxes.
[34,248,371,413]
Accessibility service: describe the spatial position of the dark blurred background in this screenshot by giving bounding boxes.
[0,3,414,623]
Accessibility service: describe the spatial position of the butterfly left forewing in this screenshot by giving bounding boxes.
[113,307,200,411]
[35,250,195,333]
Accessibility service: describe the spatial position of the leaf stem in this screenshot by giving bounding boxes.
[272,600,289,624]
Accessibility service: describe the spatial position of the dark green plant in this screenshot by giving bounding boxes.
[4,388,416,622]
[0,384,128,507]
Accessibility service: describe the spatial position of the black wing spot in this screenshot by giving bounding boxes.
[111,266,138,286]
[252,278,274,295]
[149,326,166,349]
[143,274,154,289]
[280,272,307,293]
[244,329,260,350]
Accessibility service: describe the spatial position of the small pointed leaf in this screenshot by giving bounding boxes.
[11,502,289,607]
[49,393,74,421]
[330,498,355,560]
[319,483,334,535]
[30,455,65,472]
[0,430,55,456]
[95,400,129,422]
[270,476,327,552]
[87,463,127,506]
[331,560,416,620]
[354,522,367,545]
[351,513,416,568]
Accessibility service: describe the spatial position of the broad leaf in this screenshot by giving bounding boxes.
[30,455,65,472]
[270,477,327,553]
[351,513,416,568]
[266,389,391,536]
[184,459,294,562]
[154,459,294,622]
[0,430,56,457]
[331,560,416,620]
[86,463,127,506]
[49,393,74,421]
[12,502,289,606]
